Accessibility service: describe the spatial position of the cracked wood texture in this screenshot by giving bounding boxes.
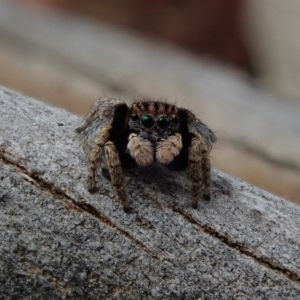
[1,87,300,299]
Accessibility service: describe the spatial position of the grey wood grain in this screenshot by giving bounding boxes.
[1,87,300,298]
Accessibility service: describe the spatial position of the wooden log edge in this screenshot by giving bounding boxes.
[1,86,300,298]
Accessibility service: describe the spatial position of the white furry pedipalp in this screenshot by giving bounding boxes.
[156,133,182,164]
[127,133,154,167]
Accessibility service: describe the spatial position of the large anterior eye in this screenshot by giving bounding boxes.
[141,114,155,128]
[130,113,139,121]
[156,115,171,129]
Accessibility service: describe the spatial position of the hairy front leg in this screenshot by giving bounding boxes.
[105,141,130,212]
[88,126,111,192]
[188,134,211,208]
[201,151,211,201]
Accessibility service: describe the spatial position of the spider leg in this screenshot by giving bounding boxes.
[202,151,211,201]
[188,133,211,208]
[88,126,111,192]
[104,141,130,212]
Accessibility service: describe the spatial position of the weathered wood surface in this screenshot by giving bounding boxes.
[1,87,300,298]
[0,0,300,203]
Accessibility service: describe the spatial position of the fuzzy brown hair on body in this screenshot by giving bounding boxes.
[76,98,216,212]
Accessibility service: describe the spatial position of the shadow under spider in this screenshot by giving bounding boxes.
[102,165,187,196]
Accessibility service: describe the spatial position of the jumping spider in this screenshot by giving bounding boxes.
[76,98,216,212]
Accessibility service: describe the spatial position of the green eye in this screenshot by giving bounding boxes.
[141,114,155,128]
[130,113,139,121]
[157,115,170,129]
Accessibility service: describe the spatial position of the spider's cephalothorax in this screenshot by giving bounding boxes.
[76,98,216,212]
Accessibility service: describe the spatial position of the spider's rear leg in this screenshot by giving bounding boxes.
[104,141,130,212]
[188,134,211,208]
[88,126,111,193]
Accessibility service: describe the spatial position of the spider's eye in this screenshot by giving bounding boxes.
[130,113,139,121]
[157,115,171,129]
[141,114,155,128]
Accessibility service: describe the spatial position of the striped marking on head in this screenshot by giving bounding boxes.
[131,101,178,118]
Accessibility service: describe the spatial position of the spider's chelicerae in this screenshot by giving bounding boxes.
[76,98,216,212]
